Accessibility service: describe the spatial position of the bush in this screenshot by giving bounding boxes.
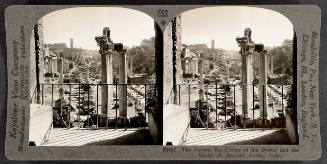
[129,113,147,127]
[53,107,72,128]
[190,107,214,128]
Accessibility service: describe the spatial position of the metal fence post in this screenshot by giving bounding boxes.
[282,84,284,116]
[78,82,81,129]
[216,81,218,130]
[42,84,44,105]
[243,84,246,129]
[224,85,227,130]
[126,84,128,130]
[115,83,118,130]
[263,84,265,129]
[253,83,255,129]
[87,84,90,128]
[154,84,157,108]
[51,84,54,108]
[60,84,63,127]
[234,85,236,130]
[178,85,181,106]
[206,85,209,129]
[69,84,71,129]
[96,84,99,129]
[188,85,191,110]
[144,84,147,125]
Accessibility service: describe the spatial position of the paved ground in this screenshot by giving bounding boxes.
[183,128,291,145]
[41,128,149,146]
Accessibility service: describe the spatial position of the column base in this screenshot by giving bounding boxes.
[254,118,270,128]
[240,117,251,128]
[117,117,130,128]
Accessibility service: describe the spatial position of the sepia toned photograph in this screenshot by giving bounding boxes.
[3,4,322,160]
[163,6,298,145]
[28,7,159,146]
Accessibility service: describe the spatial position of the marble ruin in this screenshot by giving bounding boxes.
[236,28,268,123]
[95,27,128,124]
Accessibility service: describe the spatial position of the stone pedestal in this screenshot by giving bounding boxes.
[117,117,129,128]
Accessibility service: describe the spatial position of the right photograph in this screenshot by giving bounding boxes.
[163,6,298,146]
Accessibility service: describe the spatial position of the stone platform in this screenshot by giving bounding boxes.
[29,104,53,146]
[183,128,291,145]
[41,128,142,146]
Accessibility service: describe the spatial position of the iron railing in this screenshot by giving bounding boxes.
[33,83,156,129]
[175,82,293,129]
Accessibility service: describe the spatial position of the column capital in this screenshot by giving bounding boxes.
[99,49,113,56]
[257,50,268,56]
[118,49,127,54]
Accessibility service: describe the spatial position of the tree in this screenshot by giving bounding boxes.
[127,37,155,76]
[270,45,293,76]
[269,43,293,84]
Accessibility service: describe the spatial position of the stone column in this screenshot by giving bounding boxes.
[101,52,113,115]
[199,56,204,101]
[240,52,253,117]
[236,28,254,118]
[95,27,114,116]
[50,58,53,78]
[59,57,64,84]
[269,55,274,76]
[258,51,268,118]
[266,55,270,76]
[119,50,127,118]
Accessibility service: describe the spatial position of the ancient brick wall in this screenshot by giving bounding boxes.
[163,16,182,105]
[30,20,45,103]
[163,21,174,105]
[173,15,183,85]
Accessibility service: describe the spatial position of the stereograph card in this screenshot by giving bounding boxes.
[2,4,322,160]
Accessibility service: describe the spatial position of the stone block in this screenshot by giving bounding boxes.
[147,107,159,144]
[286,108,299,144]
[29,104,53,146]
[163,104,190,145]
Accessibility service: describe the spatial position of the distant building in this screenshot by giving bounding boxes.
[48,43,67,54]
[181,46,199,77]
[189,44,208,53]
[43,45,59,76]
[141,36,155,47]
[282,39,293,47]
[70,38,74,48]
[199,58,210,75]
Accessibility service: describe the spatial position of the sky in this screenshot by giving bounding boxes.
[181,6,294,50]
[42,7,155,50]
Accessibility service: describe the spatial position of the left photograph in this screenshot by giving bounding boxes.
[28,7,159,146]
